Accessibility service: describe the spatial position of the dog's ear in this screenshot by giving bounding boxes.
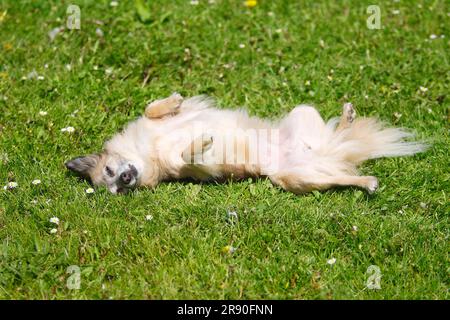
[65,154,100,177]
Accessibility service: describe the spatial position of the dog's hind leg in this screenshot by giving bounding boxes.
[279,105,326,150]
[269,170,378,194]
[144,92,184,119]
[336,102,356,131]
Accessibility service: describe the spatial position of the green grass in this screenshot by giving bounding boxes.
[0,0,448,299]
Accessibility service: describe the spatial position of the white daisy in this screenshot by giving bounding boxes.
[61,126,75,133]
[39,110,48,116]
[327,258,336,265]
[85,187,95,194]
[227,211,238,222]
[239,43,246,48]
[145,214,153,221]
[190,0,199,5]
[37,75,45,80]
[50,228,58,234]
[96,28,104,37]
[32,179,41,185]
[4,182,18,190]
[305,80,311,86]
[105,67,113,75]
[419,86,428,93]
[392,9,400,15]
[429,34,438,39]
[49,217,60,225]
[27,70,39,80]
[110,1,119,7]
[352,225,358,232]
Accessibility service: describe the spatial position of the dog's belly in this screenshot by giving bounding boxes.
[156,108,277,180]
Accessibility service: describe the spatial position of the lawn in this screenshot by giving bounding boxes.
[0,0,448,299]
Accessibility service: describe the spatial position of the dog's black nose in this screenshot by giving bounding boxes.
[120,171,132,184]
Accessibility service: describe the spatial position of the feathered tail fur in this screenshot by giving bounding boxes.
[316,117,427,173]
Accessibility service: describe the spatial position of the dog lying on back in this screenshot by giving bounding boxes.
[65,93,425,194]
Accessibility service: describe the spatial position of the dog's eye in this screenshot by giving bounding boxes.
[105,166,115,177]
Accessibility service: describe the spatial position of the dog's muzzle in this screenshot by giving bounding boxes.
[120,165,138,186]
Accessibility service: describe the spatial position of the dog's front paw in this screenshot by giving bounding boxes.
[365,176,379,194]
[145,93,184,119]
[182,133,214,164]
[169,92,184,106]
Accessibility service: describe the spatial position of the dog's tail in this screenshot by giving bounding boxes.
[319,117,428,166]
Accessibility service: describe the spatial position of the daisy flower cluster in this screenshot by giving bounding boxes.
[49,216,60,235]
[3,178,46,191]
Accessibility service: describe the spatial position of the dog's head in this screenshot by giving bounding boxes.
[65,151,142,194]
